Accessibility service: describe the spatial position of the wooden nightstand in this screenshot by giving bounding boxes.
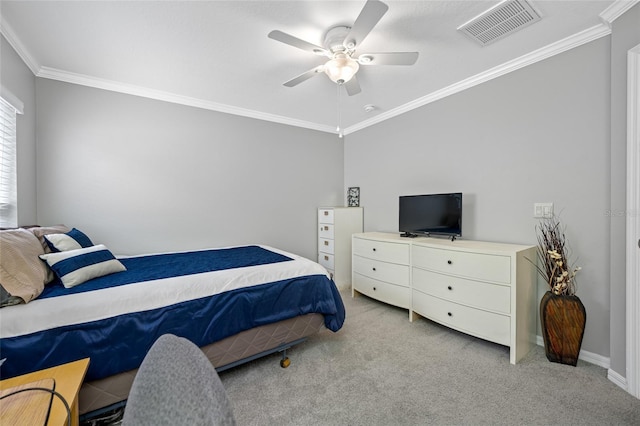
[1,358,90,426]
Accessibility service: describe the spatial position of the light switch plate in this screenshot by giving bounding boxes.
[534,202,553,218]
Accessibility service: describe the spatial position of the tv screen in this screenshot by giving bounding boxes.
[399,193,462,238]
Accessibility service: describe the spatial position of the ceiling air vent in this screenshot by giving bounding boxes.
[457,0,542,46]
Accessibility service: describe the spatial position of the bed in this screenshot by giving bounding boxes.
[0,226,345,415]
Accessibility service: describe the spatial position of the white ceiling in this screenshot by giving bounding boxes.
[0,0,633,135]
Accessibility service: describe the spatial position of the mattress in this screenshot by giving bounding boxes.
[1,245,345,383]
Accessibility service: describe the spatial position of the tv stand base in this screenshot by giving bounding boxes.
[400,232,418,238]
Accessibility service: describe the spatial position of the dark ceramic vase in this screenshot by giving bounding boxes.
[540,291,586,366]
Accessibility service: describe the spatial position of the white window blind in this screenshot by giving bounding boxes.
[0,96,18,228]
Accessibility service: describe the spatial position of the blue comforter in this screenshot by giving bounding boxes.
[0,246,345,381]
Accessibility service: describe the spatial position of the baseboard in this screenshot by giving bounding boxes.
[535,335,610,369]
[607,368,628,391]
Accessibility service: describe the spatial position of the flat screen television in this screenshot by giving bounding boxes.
[399,193,462,239]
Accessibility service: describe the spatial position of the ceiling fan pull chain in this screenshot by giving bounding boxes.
[337,84,343,139]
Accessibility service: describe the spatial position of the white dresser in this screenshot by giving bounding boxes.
[352,232,537,364]
[352,234,411,309]
[318,207,363,290]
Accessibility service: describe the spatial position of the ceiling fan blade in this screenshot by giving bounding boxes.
[357,52,419,66]
[283,66,324,87]
[344,76,362,96]
[268,30,328,56]
[343,0,389,50]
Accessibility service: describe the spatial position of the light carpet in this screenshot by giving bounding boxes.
[219,290,640,425]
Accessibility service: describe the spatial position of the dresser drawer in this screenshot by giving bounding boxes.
[318,208,334,224]
[318,253,334,270]
[318,238,334,255]
[319,224,334,239]
[412,291,510,346]
[353,255,410,287]
[412,268,510,314]
[353,273,410,309]
[412,245,511,284]
[353,237,409,265]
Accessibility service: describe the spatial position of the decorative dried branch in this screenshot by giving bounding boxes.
[532,216,580,296]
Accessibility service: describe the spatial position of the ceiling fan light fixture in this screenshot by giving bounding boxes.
[324,53,360,84]
[269,0,418,94]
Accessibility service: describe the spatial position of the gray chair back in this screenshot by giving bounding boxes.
[122,334,236,426]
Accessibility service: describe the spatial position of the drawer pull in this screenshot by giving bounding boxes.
[324,241,329,246]
[324,255,329,261]
[373,248,377,252]
[373,287,377,291]
[324,211,329,216]
[372,267,376,271]
[323,226,329,231]
[447,312,452,317]
[447,260,452,265]
[447,286,452,290]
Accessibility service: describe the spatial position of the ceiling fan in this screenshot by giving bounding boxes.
[268,0,419,96]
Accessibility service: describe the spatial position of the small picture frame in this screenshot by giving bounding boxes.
[347,187,360,207]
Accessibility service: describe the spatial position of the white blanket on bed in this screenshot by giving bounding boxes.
[0,245,329,338]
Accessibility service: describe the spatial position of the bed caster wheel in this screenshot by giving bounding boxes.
[280,357,291,368]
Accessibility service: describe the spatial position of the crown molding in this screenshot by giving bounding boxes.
[37,66,335,134]
[0,16,40,75]
[2,3,624,137]
[344,22,612,135]
[600,0,639,24]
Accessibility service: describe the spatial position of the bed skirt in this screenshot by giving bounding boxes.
[78,313,325,414]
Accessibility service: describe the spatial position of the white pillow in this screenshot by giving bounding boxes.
[44,228,94,252]
[40,244,126,288]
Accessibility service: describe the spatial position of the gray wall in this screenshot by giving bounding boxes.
[1,35,37,226]
[35,79,344,259]
[609,3,640,377]
[344,37,611,357]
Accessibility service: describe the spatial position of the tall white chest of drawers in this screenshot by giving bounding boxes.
[318,207,363,290]
[352,232,537,364]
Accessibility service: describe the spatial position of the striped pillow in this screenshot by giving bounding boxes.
[40,244,126,288]
[44,228,94,252]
